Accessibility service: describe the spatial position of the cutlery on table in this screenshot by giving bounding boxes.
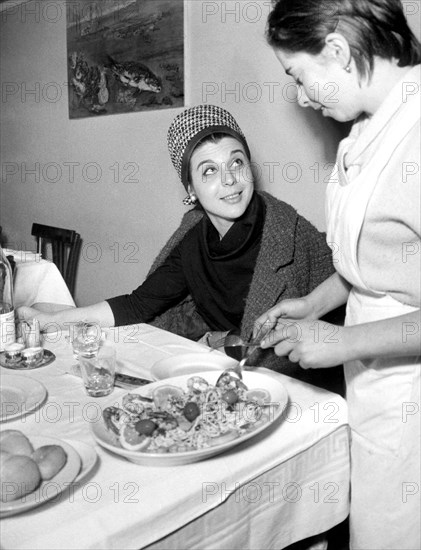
[114,373,153,389]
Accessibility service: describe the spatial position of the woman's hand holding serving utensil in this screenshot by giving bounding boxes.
[254,297,347,369]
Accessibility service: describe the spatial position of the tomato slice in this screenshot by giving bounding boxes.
[221,389,239,405]
[183,402,200,421]
[135,419,157,436]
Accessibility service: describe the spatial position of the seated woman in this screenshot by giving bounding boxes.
[18,105,340,390]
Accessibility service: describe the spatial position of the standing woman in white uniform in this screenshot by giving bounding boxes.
[256,1,421,549]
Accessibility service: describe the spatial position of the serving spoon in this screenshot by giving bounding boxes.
[216,330,263,380]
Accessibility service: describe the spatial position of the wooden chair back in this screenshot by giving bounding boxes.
[31,223,82,297]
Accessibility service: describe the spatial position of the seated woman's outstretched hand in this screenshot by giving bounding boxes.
[16,306,56,332]
[16,306,42,326]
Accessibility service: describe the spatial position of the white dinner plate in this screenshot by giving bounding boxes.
[151,352,238,380]
[91,371,289,466]
[0,436,82,518]
[0,375,47,422]
[63,439,98,482]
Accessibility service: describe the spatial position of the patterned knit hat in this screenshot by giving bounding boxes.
[167,104,251,190]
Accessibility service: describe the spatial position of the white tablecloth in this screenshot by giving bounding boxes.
[4,249,75,309]
[0,325,350,549]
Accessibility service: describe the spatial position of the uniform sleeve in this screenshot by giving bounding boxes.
[106,243,189,327]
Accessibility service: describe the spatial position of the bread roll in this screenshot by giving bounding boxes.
[31,445,67,480]
[0,455,41,502]
[0,450,12,469]
[0,430,34,456]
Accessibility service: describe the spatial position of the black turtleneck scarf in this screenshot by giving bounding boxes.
[108,193,266,331]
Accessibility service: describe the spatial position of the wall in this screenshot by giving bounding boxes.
[1,0,419,305]
[1,0,187,305]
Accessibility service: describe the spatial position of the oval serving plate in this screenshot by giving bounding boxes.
[151,352,238,381]
[91,371,289,467]
[0,436,81,518]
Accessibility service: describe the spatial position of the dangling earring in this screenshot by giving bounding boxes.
[183,194,197,206]
[344,57,352,73]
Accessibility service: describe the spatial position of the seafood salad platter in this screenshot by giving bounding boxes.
[92,370,289,466]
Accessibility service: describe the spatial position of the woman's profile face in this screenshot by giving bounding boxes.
[274,47,364,122]
[189,136,254,237]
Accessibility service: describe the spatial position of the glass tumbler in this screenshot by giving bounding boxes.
[79,345,116,397]
[71,322,101,359]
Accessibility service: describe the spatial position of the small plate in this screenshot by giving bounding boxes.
[0,375,47,422]
[0,436,81,518]
[0,349,56,370]
[151,352,238,380]
[63,439,98,482]
[92,371,289,466]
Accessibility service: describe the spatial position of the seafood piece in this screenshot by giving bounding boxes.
[103,406,130,435]
[157,415,179,431]
[241,402,264,424]
[215,371,248,392]
[187,376,209,393]
[122,393,151,414]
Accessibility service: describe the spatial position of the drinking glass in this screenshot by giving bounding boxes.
[79,346,116,397]
[71,322,101,359]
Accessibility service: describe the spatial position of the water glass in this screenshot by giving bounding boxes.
[79,346,116,397]
[71,322,101,359]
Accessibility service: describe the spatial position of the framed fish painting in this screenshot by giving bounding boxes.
[66,0,184,118]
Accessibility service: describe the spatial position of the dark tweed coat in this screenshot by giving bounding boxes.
[148,191,343,391]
